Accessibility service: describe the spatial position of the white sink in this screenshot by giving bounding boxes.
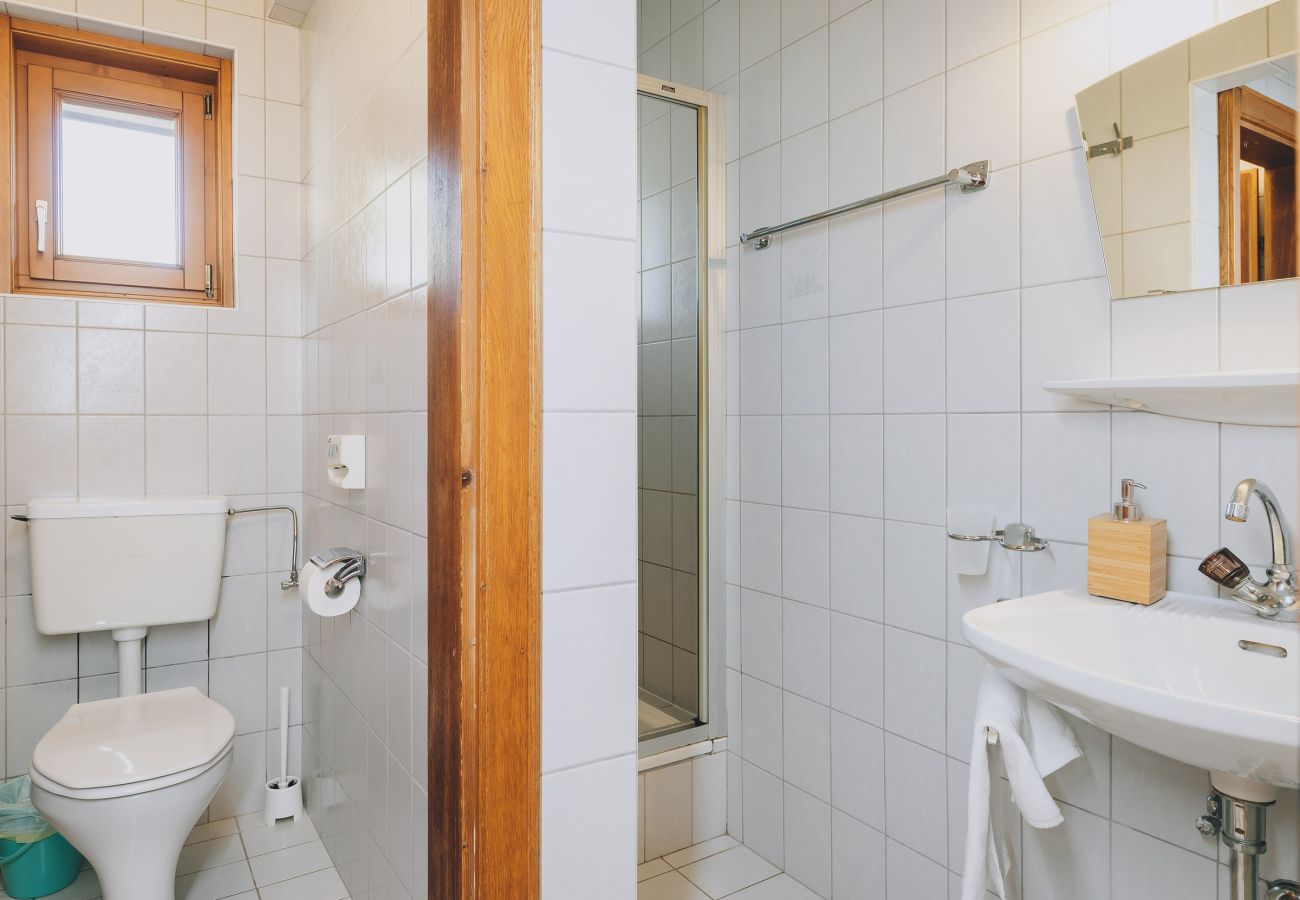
[962,589,1300,790]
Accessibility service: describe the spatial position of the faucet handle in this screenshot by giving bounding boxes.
[1199,547,1252,590]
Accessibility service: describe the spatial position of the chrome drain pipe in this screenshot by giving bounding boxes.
[1197,790,1299,900]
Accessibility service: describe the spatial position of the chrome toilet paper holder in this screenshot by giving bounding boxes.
[308,547,368,597]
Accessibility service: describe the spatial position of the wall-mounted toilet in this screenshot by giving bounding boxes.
[21,496,234,900]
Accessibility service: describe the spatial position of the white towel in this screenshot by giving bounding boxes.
[961,670,1082,900]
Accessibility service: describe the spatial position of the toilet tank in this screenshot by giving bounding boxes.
[25,496,229,635]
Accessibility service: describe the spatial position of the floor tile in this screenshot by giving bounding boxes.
[677,846,781,899]
[187,818,241,846]
[722,874,821,899]
[664,834,739,869]
[174,859,256,900]
[4,810,346,900]
[256,867,349,900]
[640,858,673,881]
[0,869,101,900]
[639,870,712,900]
[247,839,333,887]
[238,816,320,858]
[177,834,248,876]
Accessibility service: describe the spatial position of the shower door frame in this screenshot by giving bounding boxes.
[636,75,728,757]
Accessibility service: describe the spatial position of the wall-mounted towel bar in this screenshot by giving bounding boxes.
[740,159,991,249]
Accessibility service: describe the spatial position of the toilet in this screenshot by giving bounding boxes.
[21,496,236,900]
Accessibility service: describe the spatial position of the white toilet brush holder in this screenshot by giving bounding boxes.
[264,686,303,826]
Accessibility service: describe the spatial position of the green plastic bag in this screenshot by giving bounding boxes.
[0,779,54,845]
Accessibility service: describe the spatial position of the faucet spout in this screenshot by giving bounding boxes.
[1225,478,1291,571]
[1205,478,1298,621]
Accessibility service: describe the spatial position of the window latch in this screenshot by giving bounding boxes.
[203,94,213,119]
[34,200,48,253]
[204,264,214,299]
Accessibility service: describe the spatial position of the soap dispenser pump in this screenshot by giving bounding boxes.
[1087,478,1167,605]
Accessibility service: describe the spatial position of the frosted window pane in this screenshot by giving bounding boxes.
[59,101,180,266]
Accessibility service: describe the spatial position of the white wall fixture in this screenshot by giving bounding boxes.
[1043,369,1300,426]
[964,588,1300,900]
[325,434,366,489]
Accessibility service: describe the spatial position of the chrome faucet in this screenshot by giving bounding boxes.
[1199,478,1298,622]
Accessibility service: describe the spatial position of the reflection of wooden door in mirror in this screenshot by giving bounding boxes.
[1219,86,1297,285]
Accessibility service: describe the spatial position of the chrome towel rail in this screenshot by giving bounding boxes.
[740,159,991,249]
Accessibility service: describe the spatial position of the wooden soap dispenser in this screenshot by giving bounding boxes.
[1087,478,1167,605]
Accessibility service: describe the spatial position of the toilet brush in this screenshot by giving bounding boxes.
[263,686,303,826]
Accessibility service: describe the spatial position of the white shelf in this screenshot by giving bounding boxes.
[1043,369,1300,426]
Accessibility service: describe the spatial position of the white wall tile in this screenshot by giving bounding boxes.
[829,1,883,117]
[542,51,637,239]
[543,233,639,412]
[945,167,1020,300]
[1022,412,1110,544]
[6,326,76,414]
[542,585,638,773]
[883,734,948,865]
[1020,9,1109,161]
[543,0,636,66]
[780,28,829,139]
[1111,289,1218,376]
[883,302,945,413]
[541,413,637,592]
[883,628,946,750]
[79,329,144,414]
[946,292,1020,412]
[882,0,945,94]
[882,76,945,191]
[883,415,945,524]
[828,612,882,724]
[782,692,830,800]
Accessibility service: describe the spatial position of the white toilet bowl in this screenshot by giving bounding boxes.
[28,687,236,900]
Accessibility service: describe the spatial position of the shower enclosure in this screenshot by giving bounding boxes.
[636,76,725,753]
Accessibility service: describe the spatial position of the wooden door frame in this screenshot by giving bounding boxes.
[426,0,542,897]
[1218,84,1298,285]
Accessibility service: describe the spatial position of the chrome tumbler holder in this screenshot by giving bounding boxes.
[946,522,1049,553]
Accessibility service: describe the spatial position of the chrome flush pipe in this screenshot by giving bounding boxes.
[228,504,300,590]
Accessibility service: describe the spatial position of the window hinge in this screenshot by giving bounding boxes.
[203,94,214,119]
[204,264,214,298]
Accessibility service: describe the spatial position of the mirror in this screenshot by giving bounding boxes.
[638,87,705,741]
[1075,1,1298,299]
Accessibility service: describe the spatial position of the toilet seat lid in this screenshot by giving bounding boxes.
[31,687,236,790]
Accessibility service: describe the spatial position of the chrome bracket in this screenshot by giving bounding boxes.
[946,522,1048,552]
[958,159,990,193]
[1196,793,1223,838]
[1085,122,1133,159]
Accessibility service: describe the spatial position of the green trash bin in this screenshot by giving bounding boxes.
[0,777,83,899]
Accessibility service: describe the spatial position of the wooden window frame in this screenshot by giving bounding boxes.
[0,16,234,307]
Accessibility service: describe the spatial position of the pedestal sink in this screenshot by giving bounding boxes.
[963,589,1300,900]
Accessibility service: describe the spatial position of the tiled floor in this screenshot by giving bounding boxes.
[0,813,347,900]
[637,835,820,899]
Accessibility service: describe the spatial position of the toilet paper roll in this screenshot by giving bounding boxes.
[299,560,361,617]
